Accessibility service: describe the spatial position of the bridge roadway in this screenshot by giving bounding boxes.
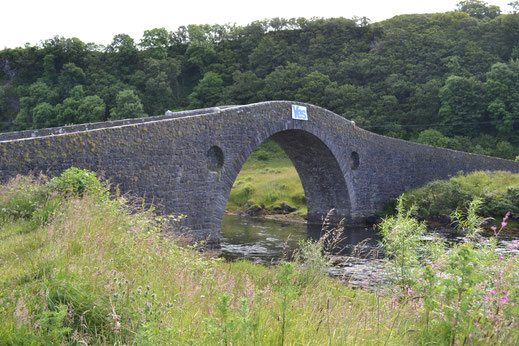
[1,101,518,246]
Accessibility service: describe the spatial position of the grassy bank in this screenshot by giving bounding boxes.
[226,139,307,216]
[1,169,518,344]
[390,171,519,229]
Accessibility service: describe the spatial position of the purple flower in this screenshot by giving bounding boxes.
[408,289,414,295]
[501,296,508,304]
[491,290,497,295]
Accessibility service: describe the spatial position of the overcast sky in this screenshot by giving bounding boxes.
[1,0,514,49]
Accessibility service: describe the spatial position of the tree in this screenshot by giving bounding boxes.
[58,63,86,98]
[32,102,58,129]
[188,72,224,108]
[109,89,147,120]
[484,62,519,134]
[456,0,501,20]
[77,95,105,123]
[142,58,180,115]
[416,129,452,148]
[223,70,264,104]
[438,75,487,136]
[260,62,307,101]
[295,71,332,106]
[139,28,170,59]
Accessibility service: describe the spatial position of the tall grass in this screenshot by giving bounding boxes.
[1,169,518,344]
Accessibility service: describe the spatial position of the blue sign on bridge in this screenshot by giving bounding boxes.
[291,105,308,120]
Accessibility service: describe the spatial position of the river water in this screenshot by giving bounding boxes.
[220,214,519,287]
[220,214,385,286]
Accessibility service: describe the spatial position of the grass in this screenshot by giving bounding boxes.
[386,171,519,225]
[1,169,518,344]
[226,139,307,216]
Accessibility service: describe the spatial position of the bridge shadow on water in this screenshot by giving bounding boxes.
[220,214,379,265]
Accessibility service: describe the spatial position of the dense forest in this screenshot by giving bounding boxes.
[2,0,519,159]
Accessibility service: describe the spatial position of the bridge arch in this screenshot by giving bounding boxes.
[213,128,354,231]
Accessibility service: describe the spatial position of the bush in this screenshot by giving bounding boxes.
[49,167,107,199]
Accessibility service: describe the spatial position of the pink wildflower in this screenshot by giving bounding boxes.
[491,290,497,295]
[502,221,508,227]
[474,322,479,327]
[417,278,423,283]
[491,226,497,231]
[485,296,491,301]
[408,289,414,295]
[501,296,508,304]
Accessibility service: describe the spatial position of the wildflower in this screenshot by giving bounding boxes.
[491,226,497,231]
[417,278,423,283]
[501,221,507,227]
[485,296,491,301]
[474,322,479,327]
[501,296,508,304]
[408,289,414,295]
[491,290,497,295]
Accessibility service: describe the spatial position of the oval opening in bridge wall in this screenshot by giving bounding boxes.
[350,151,360,170]
[207,146,224,172]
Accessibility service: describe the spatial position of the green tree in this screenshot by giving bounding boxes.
[416,129,452,148]
[139,28,170,59]
[485,62,519,134]
[109,89,147,120]
[188,71,224,108]
[260,62,307,101]
[142,58,180,115]
[14,81,59,130]
[456,0,501,19]
[58,63,86,98]
[295,71,332,106]
[438,75,487,136]
[223,70,264,104]
[32,102,58,129]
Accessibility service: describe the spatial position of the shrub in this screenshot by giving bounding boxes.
[49,167,107,199]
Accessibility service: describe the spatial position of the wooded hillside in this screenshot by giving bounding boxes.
[2,0,519,159]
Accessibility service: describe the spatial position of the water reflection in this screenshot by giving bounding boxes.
[220,214,379,264]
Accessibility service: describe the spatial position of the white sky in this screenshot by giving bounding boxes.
[1,0,514,49]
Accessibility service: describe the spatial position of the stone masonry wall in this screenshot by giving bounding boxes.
[1,101,518,245]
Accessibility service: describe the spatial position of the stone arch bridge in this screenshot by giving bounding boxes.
[1,101,518,246]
